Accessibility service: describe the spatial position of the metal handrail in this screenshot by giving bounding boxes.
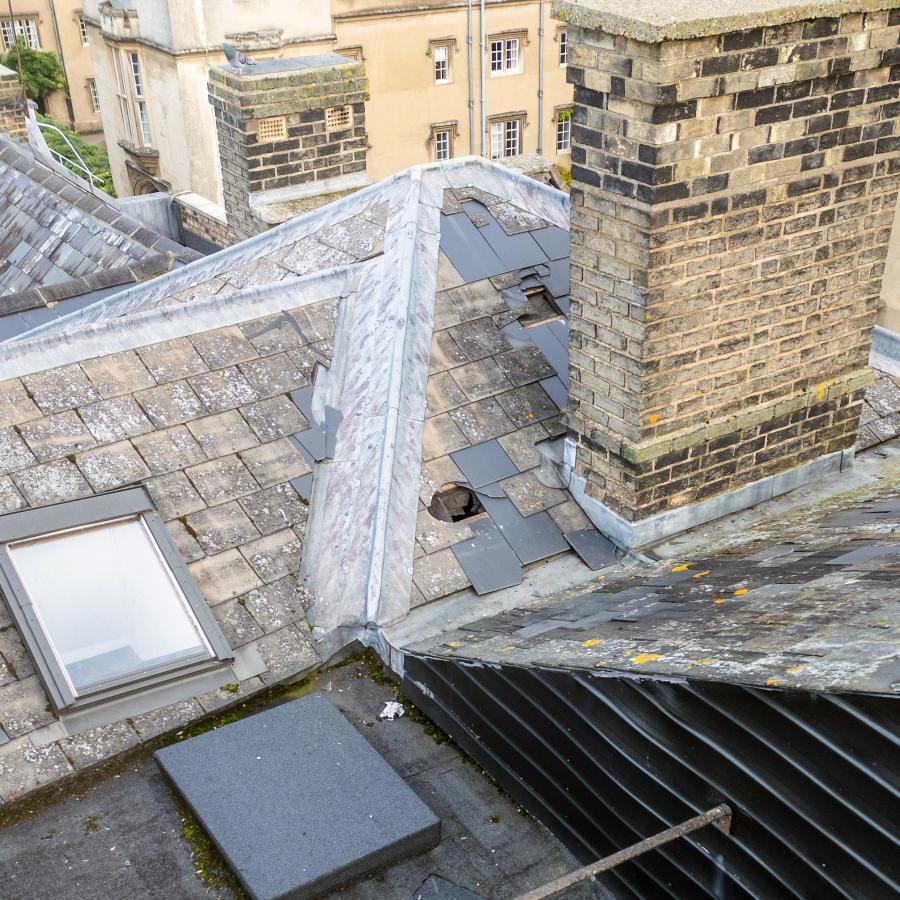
[514,804,734,900]
[35,119,104,187]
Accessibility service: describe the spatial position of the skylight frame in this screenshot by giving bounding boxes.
[0,487,233,711]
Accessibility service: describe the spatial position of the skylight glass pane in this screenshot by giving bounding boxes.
[8,517,212,695]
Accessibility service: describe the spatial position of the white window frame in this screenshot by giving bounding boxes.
[433,43,450,84]
[1,17,40,51]
[556,112,571,153]
[110,47,153,147]
[489,35,522,76]
[559,30,568,66]
[489,117,521,160]
[88,77,100,113]
[78,13,89,46]
[435,128,451,160]
[0,488,232,712]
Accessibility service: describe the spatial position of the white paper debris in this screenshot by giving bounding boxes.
[379,701,405,720]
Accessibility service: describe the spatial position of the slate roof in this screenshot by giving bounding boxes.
[0,135,199,340]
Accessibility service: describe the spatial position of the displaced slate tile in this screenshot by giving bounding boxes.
[239,353,307,398]
[449,398,516,443]
[19,410,97,462]
[189,549,263,605]
[422,413,470,461]
[479,495,568,565]
[241,396,308,442]
[500,470,567,516]
[530,225,569,261]
[450,439,518,489]
[0,378,41,428]
[449,357,513,402]
[448,319,509,362]
[539,376,567,409]
[135,381,206,428]
[240,528,302,583]
[426,371,468,416]
[548,499,592,533]
[188,368,258,414]
[0,427,35,476]
[191,325,260,369]
[188,410,260,458]
[12,459,92,506]
[240,437,311,488]
[565,529,618,571]
[154,694,438,899]
[138,338,208,384]
[460,201,547,271]
[497,422,549,471]
[413,547,471,601]
[451,522,523,595]
[132,425,205,475]
[78,395,154,443]
[439,211,505,282]
[76,441,152,492]
[241,575,305,632]
[22,364,100,414]
[254,625,320,685]
[186,501,260,555]
[187,454,259,505]
[496,383,559,427]
[240,483,308,536]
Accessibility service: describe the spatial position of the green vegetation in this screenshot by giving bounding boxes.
[35,114,116,196]
[1,39,64,102]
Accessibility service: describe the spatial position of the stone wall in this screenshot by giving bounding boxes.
[208,57,369,243]
[175,193,230,249]
[0,302,338,801]
[0,66,26,143]
[564,10,900,522]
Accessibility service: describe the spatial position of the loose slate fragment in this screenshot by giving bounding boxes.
[156,695,440,900]
[451,522,523,594]
[451,439,518,488]
[460,202,548,272]
[480,494,568,565]
[439,212,504,282]
[565,528,618,571]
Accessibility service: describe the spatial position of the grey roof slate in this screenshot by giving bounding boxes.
[0,135,199,333]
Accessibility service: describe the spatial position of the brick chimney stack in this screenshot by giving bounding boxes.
[208,53,369,243]
[554,0,900,547]
[0,65,27,142]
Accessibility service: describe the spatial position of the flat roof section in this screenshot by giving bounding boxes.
[155,694,440,900]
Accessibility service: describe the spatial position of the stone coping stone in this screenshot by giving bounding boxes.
[220,53,358,76]
[551,0,899,42]
[155,693,441,899]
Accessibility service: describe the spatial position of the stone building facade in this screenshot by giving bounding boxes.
[0,65,26,141]
[557,3,900,537]
[0,305,336,799]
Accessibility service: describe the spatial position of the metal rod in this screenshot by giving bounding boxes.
[466,0,474,154]
[514,804,733,900]
[536,0,544,156]
[479,0,486,157]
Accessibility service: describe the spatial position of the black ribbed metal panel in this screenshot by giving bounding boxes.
[402,654,900,899]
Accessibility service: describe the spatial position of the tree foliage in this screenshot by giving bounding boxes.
[2,38,65,102]
[37,114,116,196]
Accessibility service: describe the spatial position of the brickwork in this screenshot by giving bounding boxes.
[208,58,369,243]
[0,302,338,800]
[0,66,26,142]
[176,196,230,249]
[564,11,900,521]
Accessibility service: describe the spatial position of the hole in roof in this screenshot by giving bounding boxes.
[517,287,565,327]
[428,485,485,523]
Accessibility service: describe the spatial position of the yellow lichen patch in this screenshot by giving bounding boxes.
[631,652,661,664]
[713,598,726,605]
[648,413,658,424]
[765,677,780,686]
[582,638,602,648]
[692,570,710,579]
[688,658,713,668]
[447,641,462,648]
[785,664,805,674]
[500,646,517,653]
[644,312,652,321]
[671,564,689,572]
[733,588,749,595]
[594,661,606,668]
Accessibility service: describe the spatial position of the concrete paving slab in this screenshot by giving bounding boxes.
[155,694,440,900]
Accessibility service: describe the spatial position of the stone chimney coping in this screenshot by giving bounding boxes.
[551,0,899,42]
[221,53,359,77]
